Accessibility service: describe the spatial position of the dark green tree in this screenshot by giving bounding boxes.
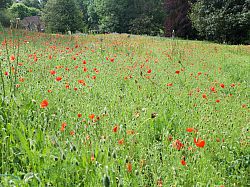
[190,0,250,44]
[43,0,83,33]
[0,0,12,9]
[0,0,12,26]
[128,0,165,35]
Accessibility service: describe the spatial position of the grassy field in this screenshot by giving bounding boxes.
[0,29,249,186]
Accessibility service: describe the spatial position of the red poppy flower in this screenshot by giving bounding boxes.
[113,125,118,133]
[48,90,52,93]
[83,60,87,64]
[127,162,132,172]
[40,99,48,108]
[210,87,216,92]
[167,83,173,87]
[77,113,82,118]
[118,138,124,145]
[173,139,184,150]
[231,83,235,87]
[70,131,75,136]
[198,72,202,76]
[19,77,24,82]
[78,80,85,84]
[110,58,114,62]
[56,77,62,81]
[74,87,78,91]
[175,70,180,74]
[4,72,9,76]
[194,138,205,148]
[89,114,95,120]
[186,128,195,133]
[83,67,87,72]
[10,55,15,61]
[147,69,152,74]
[181,159,186,166]
[220,84,225,88]
[61,122,67,131]
[216,99,220,103]
[202,94,207,99]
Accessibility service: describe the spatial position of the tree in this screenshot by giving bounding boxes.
[22,0,41,9]
[190,0,250,44]
[8,3,41,19]
[164,0,196,38]
[0,0,12,26]
[40,0,48,8]
[85,0,100,31]
[92,0,129,33]
[128,0,165,36]
[43,0,83,33]
[0,0,12,9]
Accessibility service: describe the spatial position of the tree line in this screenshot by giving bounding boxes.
[0,0,249,44]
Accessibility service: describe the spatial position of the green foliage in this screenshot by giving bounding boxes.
[190,0,250,44]
[129,16,155,35]
[0,9,11,27]
[0,0,12,9]
[8,3,41,19]
[129,0,165,36]
[22,0,42,9]
[85,0,100,31]
[39,0,48,8]
[71,0,165,35]
[43,0,83,33]
[94,0,129,33]
[0,0,12,26]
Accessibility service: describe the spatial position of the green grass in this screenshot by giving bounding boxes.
[0,30,249,186]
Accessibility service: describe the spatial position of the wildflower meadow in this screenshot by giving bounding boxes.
[0,29,249,186]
